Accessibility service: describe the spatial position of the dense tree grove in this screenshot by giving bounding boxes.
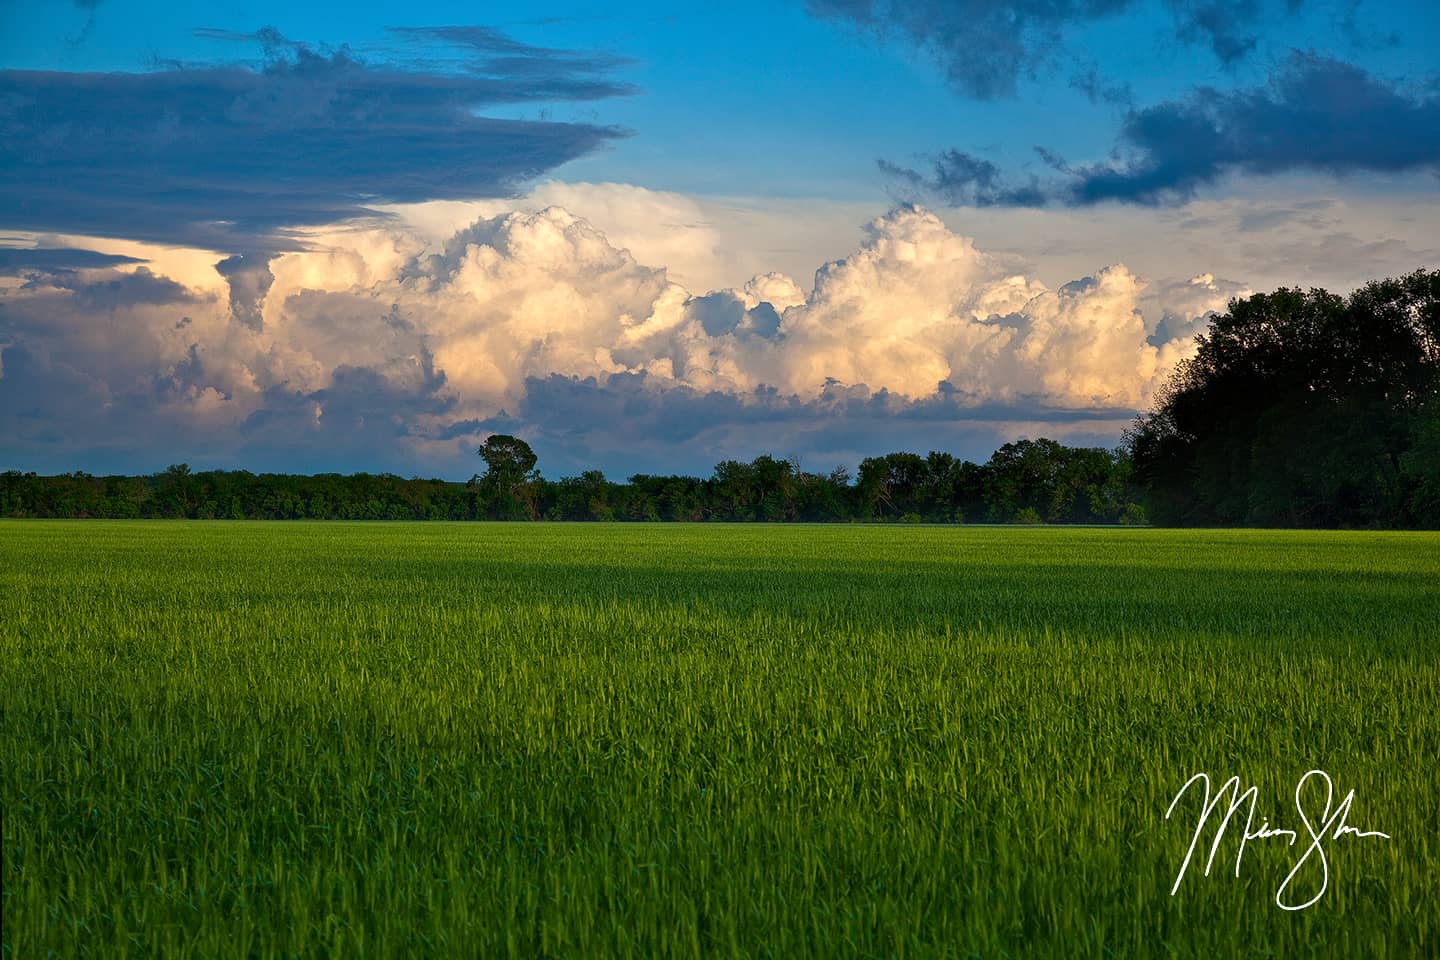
[0,439,1143,524]
[6,270,1438,527]
[1126,269,1440,527]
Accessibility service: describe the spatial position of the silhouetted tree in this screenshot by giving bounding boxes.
[472,435,540,520]
[1128,270,1440,527]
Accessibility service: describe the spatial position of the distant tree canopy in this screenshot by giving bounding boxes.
[0,439,1143,525]
[1127,269,1440,527]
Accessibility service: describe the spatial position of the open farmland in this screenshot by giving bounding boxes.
[2,522,1438,957]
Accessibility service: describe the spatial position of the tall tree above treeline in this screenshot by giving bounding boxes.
[1127,269,1440,527]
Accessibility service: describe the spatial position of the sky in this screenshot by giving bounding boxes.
[1,0,1437,478]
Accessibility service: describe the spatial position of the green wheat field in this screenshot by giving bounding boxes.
[2,522,1437,957]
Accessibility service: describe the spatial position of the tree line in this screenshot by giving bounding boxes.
[0,438,1143,524]
[4,269,1437,527]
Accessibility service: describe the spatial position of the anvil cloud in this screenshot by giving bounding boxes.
[0,26,632,254]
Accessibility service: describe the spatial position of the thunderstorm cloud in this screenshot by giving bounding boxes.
[0,200,1236,475]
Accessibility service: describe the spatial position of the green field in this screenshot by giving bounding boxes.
[2,522,1437,957]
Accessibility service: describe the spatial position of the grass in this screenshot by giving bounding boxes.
[1,521,1437,958]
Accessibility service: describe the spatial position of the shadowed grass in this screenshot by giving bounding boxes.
[2,523,1437,957]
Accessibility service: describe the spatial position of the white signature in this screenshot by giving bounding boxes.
[1165,769,1391,910]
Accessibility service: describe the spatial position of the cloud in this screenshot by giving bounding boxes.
[0,247,146,272]
[1070,52,1440,204]
[214,255,275,332]
[1070,66,1134,107]
[806,0,1126,100]
[385,25,631,76]
[0,25,633,255]
[888,53,1440,208]
[35,266,199,311]
[235,359,458,467]
[804,0,1302,99]
[0,204,1223,475]
[390,181,737,292]
[507,372,1138,476]
[1145,272,1251,367]
[1234,230,1434,291]
[882,152,1049,208]
[1168,0,1267,64]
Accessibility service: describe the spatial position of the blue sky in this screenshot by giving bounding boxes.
[2,0,1438,476]
[9,0,1437,199]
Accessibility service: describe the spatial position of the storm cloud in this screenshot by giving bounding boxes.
[886,53,1440,207]
[1071,52,1440,204]
[0,26,633,254]
[0,202,1233,476]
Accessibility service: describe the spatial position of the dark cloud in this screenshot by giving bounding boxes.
[1334,0,1401,51]
[805,0,1301,100]
[687,292,784,339]
[390,25,555,54]
[1070,66,1134,107]
[881,151,1048,207]
[0,343,116,454]
[0,247,146,272]
[0,26,633,254]
[68,0,103,46]
[214,255,274,331]
[887,53,1440,207]
[806,0,1129,100]
[0,330,1136,478]
[509,372,1136,477]
[386,25,631,76]
[1071,52,1440,204]
[235,358,456,462]
[37,266,198,310]
[0,336,460,477]
[1167,0,1269,64]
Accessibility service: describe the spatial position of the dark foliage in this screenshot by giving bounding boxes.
[0,439,1142,524]
[471,434,541,520]
[1127,269,1440,527]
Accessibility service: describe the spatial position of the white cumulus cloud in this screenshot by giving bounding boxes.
[0,202,1230,473]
